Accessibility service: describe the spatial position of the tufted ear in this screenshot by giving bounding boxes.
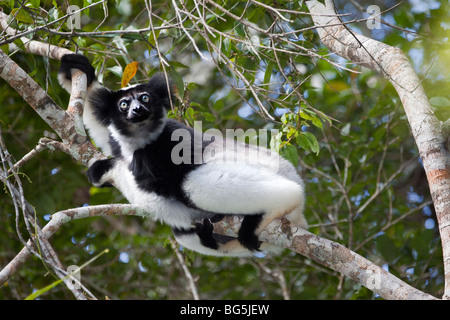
[147,73,174,103]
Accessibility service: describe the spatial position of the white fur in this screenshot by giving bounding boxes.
[57,72,72,93]
[118,83,141,91]
[175,231,285,257]
[182,163,304,217]
[98,159,199,229]
[93,132,307,256]
[96,158,290,257]
[108,125,146,161]
[183,136,307,229]
[173,233,243,257]
[83,83,113,156]
[202,133,299,179]
[174,233,255,257]
[108,118,166,161]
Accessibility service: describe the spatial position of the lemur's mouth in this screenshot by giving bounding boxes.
[126,108,150,123]
[126,115,146,123]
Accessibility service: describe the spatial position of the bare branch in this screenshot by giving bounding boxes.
[1,199,436,300]
[8,138,68,174]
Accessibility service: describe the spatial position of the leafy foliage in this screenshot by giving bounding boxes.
[0,0,448,299]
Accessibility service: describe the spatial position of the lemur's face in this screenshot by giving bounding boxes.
[111,83,167,138]
[117,89,152,123]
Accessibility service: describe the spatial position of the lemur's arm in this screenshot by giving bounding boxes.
[58,54,114,157]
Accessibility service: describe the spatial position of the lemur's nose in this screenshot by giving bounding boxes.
[131,105,142,115]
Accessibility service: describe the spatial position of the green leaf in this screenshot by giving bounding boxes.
[233,21,245,37]
[376,234,398,264]
[29,0,40,8]
[222,37,232,57]
[107,65,123,78]
[169,60,189,69]
[213,99,224,111]
[303,29,314,42]
[120,33,143,40]
[263,60,274,87]
[297,131,320,154]
[301,109,323,129]
[148,29,161,47]
[270,131,283,154]
[184,107,195,125]
[169,68,185,99]
[430,96,450,108]
[281,143,299,166]
[25,279,63,300]
[187,82,198,91]
[11,8,34,23]
[25,249,109,300]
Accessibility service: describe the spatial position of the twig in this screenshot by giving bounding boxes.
[8,138,68,173]
[0,1,106,46]
[170,240,200,300]
[0,128,91,299]
[256,262,290,300]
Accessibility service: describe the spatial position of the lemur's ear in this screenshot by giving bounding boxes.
[147,73,174,102]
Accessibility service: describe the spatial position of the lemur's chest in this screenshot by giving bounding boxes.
[128,139,201,202]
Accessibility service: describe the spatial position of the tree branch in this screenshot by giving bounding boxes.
[0,48,102,167]
[0,129,92,299]
[0,204,150,286]
[214,215,437,300]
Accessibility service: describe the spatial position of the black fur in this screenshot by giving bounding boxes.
[238,214,263,251]
[195,219,219,250]
[172,219,237,250]
[210,214,225,223]
[60,54,96,86]
[172,220,219,250]
[129,119,205,206]
[87,158,115,188]
[109,134,122,158]
[200,219,236,245]
[87,79,171,144]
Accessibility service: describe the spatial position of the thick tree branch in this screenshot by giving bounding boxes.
[306,0,450,299]
[0,12,72,60]
[214,216,437,300]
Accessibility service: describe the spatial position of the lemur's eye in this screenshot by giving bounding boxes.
[141,94,150,103]
[119,100,129,111]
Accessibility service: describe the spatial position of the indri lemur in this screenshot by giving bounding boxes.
[58,54,307,256]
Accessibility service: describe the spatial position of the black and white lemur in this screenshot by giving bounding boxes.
[58,53,307,257]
